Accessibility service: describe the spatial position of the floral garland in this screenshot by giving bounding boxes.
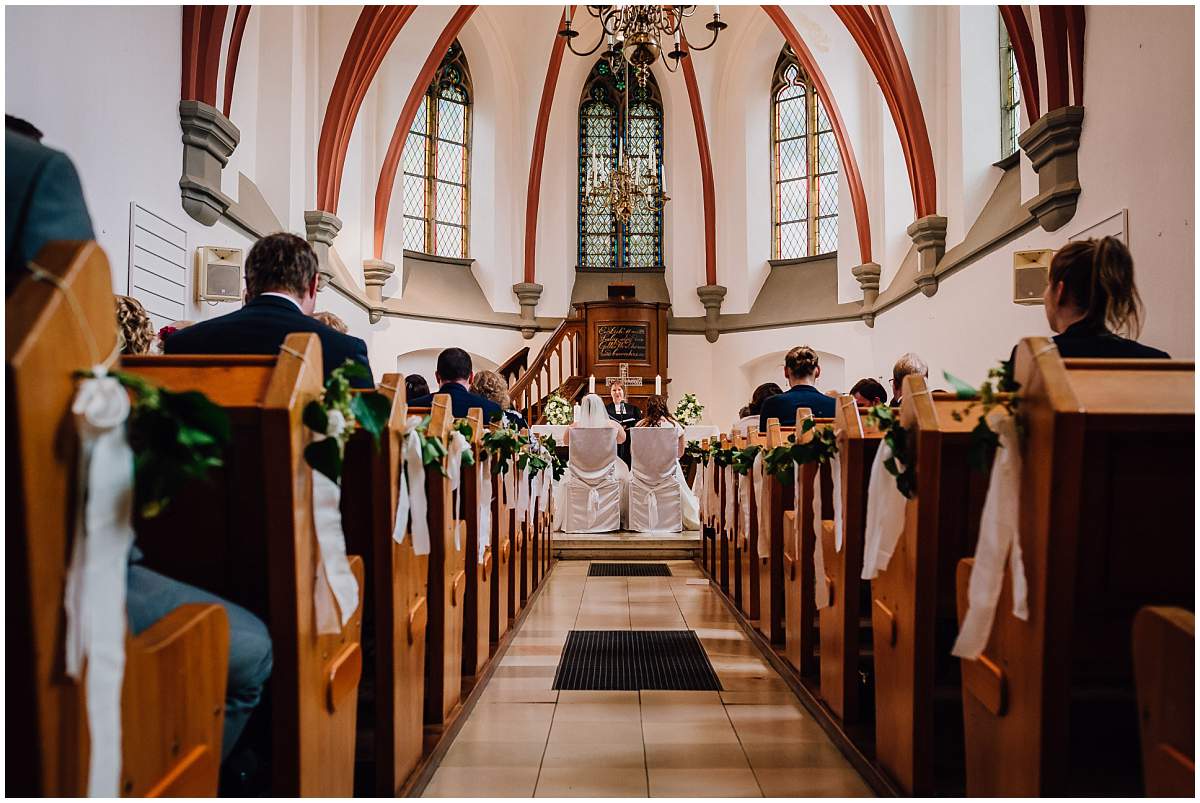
[674,393,704,425]
[543,393,573,425]
[684,439,714,465]
[865,404,916,499]
[301,360,390,483]
[944,360,1022,471]
[82,369,231,519]
[759,419,838,484]
[481,425,523,475]
[731,443,761,476]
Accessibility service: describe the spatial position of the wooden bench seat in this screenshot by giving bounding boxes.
[756,421,796,646]
[1133,606,1194,797]
[458,408,493,681]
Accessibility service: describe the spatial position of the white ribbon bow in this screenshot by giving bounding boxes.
[515,466,531,517]
[446,430,469,552]
[311,460,360,635]
[394,423,431,555]
[65,371,136,797]
[692,463,707,518]
[861,440,908,580]
[477,461,493,564]
[809,462,830,610]
[952,410,1030,659]
[722,466,735,529]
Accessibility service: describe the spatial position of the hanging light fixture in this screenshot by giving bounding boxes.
[559,5,727,87]
[582,56,669,225]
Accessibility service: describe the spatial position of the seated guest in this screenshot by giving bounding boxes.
[759,345,836,432]
[408,347,502,421]
[890,352,928,408]
[565,392,627,448]
[850,377,888,407]
[605,379,641,466]
[165,233,373,388]
[732,382,783,436]
[1027,236,1169,359]
[6,115,94,296]
[311,310,348,333]
[634,395,700,530]
[404,373,430,402]
[156,319,195,353]
[471,369,528,430]
[116,295,155,355]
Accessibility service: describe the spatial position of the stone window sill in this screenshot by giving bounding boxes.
[769,251,837,269]
[403,249,474,267]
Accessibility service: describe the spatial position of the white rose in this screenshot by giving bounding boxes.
[325,409,347,439]
[73,375,131,437]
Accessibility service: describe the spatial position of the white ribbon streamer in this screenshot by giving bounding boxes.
[810,463,830,610]
[477,462,493,564]
[394,424,431,555]
[830,450,844,552]
[693,462,707,518]
[861,441,908,580]
[587,487,601,530]
[738,472,751,540]
[952,410,1030,659]
[515,466,531,517]
[312,465,360,634]
[446,431,469,552]
[722,466,735,529]
[503,469,516,512]
[65,372,136,797]
[647,489,660,530]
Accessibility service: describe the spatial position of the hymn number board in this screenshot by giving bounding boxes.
[577,300,670,399]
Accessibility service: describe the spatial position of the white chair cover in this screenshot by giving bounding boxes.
[560,427,623,533]
[628,427,683,532]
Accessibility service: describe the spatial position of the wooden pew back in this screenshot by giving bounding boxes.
[1132,606,1194,797]
[459,408,492,680]
[756,420,795,644]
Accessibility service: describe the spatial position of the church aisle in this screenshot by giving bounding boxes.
[422,560,873,798]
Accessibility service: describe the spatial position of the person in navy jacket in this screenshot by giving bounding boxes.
[408,347,503,423]
[165,233,373,388]
[759,345,837,432]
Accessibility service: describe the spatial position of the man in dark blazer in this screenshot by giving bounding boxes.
[165,233,373,388]
[759,345,837,432]
[6,117,94,295]
[408,347,503,423]
[605,379,641,466]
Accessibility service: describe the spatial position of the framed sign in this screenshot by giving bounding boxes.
[596,323,649,362]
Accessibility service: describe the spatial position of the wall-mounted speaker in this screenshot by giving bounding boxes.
[1013,248,1054,305]
[195,246,243,302]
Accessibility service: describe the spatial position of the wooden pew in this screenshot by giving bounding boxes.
[490,463,512,646]
[736,431,765,622]
[124,332,365,796]
[700,437,719,579]
[8,242,227,796]
[756,420,795,645]
[341,373,428,795]
[721,436,739,603]
[870,374,987,795]
[954,342,1195,796]
[1133,606,1194,797]
[819,397,881,724]
[459,408,492,681]
[412,396,466,727]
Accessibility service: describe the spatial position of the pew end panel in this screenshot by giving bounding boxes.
[1132,606,1195,797]
[460,407,493,679]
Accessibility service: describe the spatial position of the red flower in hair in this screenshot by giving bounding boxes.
[158,325,178,341]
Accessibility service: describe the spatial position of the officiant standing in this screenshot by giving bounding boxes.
[605,379,642,466]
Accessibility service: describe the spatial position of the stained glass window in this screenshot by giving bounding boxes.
[578,59,664,270]
[771,47,839,259]
[999,19,1021,160]
[403,41,470,258]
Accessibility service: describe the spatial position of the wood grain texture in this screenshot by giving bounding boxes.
[1133,607,1195,797]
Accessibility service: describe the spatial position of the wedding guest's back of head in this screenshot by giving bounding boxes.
[740,382,784,418]
[405,374,430,401]
[640,395,671,426]
[1046,236,1143,336]
[312,310,348,333]
[892,352,928,400]
[850,378,888,407]
[244,232,318,303]
[785,346,820,384]
[115,294,154,354]
[436,347,472,384]
[6,114,44,141]
[470,369,512,410]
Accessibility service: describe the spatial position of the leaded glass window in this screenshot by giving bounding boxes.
[578,59,664,270]
[771,47,838,259]
[403,41,470,258]
[999,20,1021,160]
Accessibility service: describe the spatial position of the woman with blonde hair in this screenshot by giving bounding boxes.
[470,369,528,429]
[115,295,154,354]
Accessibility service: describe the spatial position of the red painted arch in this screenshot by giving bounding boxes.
[374,5,478,259]
[763,5,873,264]
[181,6,228,106]
[315,5,416,214]
[678,34,718,286]
[523,7,574,284]
[222,5,252,119]
[832,5,937,220]
[1065,6,1085,106]
[1039,6,1070,112]
[1000,6,1040,123]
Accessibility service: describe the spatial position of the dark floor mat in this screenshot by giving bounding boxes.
[552,630,722,690]
[588,562,672,577]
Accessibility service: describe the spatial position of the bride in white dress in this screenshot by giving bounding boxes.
[553,393,630,530]
[632,396,701,530]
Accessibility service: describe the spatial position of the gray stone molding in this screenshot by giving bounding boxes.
[851,261,882,327]
[363,259,396,323]
[907,215,948,297]
[1019,105,1085,232]
[178,100,239,226]
[696,285,728,343]
[304,211,342,290]
[512,282,544,339]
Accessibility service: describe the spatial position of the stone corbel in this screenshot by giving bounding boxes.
[696,285,727,343]
[363,259,395,324]
[304,211,342,289]
[512,282,543,340]
[851,262,881,327]
[178,101,239,226]
[1019,105,1085,232]
[907,215,948,297]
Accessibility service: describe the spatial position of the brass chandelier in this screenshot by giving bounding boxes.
[558,5,728,88]
[582,57,669,225]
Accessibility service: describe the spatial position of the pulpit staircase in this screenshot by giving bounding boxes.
[501,308,587,425]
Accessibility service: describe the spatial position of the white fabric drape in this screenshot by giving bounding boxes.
[861,440,908,580]
[559,427,623,533]
[312,466,360,634]
[809,463,830,610]
[722,466,735,530]
[629,427,682,533]
[952,410,1030,659]
[446,431,469,552]
[394,425,431,555]
[693,462,707,518]
[65,373,137,797]
[829,451,844,552]
[477,461,492,564]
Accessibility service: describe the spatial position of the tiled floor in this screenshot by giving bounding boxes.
[422,559,874,798]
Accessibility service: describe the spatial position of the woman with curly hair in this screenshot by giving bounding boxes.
[470,369,528,429]
[115,295,155,354]
[633,395,700,529]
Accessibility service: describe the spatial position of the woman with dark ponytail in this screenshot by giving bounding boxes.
[1035,236,1169,358]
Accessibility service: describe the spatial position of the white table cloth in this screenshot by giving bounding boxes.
[532,424,720,442]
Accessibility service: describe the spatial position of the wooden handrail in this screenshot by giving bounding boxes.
[495,347,529,384]
[508,312,586,424]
